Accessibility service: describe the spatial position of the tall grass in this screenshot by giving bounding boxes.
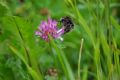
[65,0,120,80]
[0,0,120,80]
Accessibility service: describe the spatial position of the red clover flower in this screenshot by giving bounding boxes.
[35,18,64,41]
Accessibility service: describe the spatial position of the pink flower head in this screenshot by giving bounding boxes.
[35,18,64,41]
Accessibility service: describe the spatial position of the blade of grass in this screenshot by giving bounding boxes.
[82,66,88,80]
[2,16,42,78]
[12,16,31,66]
[78,38,84,80]
[49,35,75,80]
[8,44,42,80]
[100,29,113,79]
[110,16,120,31]
[112,38,120,79]
[12,16,43,79]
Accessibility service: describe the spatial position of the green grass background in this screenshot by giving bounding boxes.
[0,0,120,80]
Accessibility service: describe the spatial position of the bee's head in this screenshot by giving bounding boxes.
[60,16,71,22]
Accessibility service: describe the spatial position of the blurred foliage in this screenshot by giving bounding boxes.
[0,0,120,80]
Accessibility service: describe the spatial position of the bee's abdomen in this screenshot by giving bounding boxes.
[60,16,74,34]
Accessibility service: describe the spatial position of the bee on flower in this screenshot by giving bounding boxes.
[35,16,74,41]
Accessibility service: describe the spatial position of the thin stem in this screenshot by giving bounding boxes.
[78,38,84,80]
[49,42,58,68]
[12,17,31,66]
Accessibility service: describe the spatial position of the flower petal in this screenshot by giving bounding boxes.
[35,31,42,36]
[56,27,64,37]
[35,18,64,41]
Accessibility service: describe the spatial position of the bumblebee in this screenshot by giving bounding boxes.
[60,16,74,34]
